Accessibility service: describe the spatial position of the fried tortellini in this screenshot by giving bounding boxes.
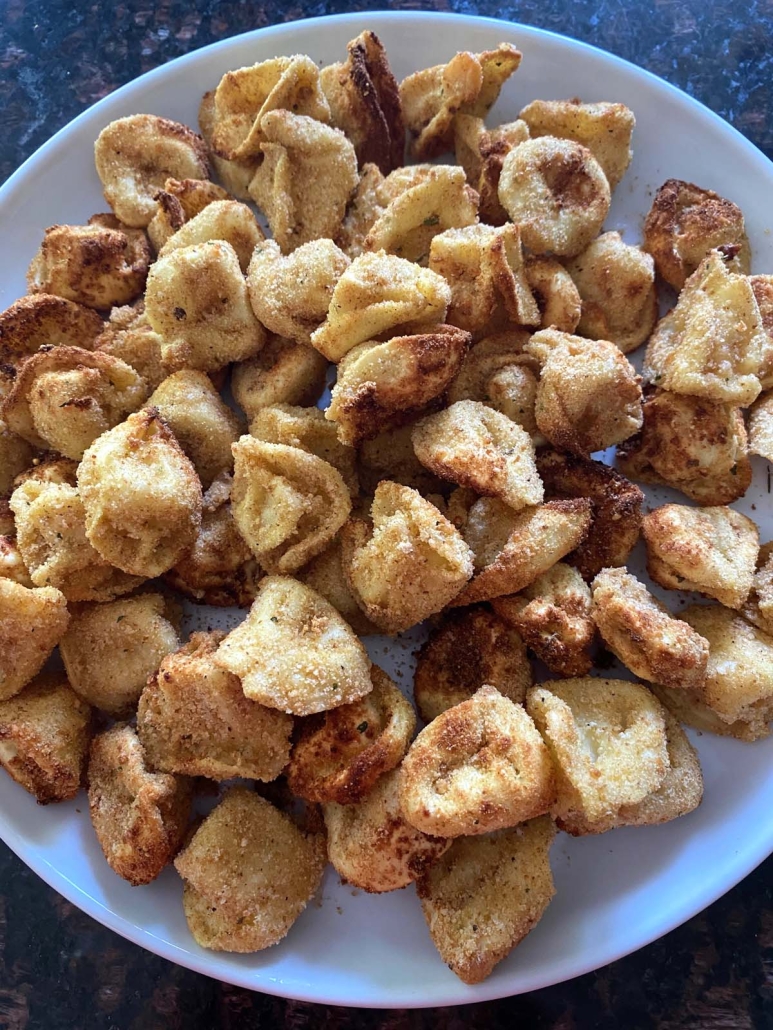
[0,293,103,366]
[231,334,328,421]
[145,241,266,372]
[248,239,350,346]
[524,257,582,333]
[751,274,773,388]
[2,346,149,459]
[741,542,773,637]
[643,178,750,290]
[214,576,372,716]
[642,503,759,610]
[198,89,259,201]
[95,301,169,390]
[749,392,773,462]
[298,536,378,635]
[147,176,230,252]
[454,115,530,224]
[497,137,611,258]
[157,198,264,272]
[340,481,474,633]
[77,408,203,578]
[231,435,351,574]
[0,580,69,701]
[446,331,540,435]
[566,232,658,353]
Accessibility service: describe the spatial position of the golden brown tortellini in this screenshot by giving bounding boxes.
[2,346,149,459]
[77,408,202,578]
[335,162,388,257]
[566,232,657,353]
[95,302,169,390]
[248,239,350,346]
[751,275,773,389]
[454,115,530,224]
[298,536,378,635]
[446,331,535,423]
[157,199,264,272]
[147,176,230,252]
[742,542,773,637]
[231,435,351,574]
[231,334,328,422]
[0,293,103,366]
[749,391,773,462]
[0,580,69,701]
[145,240,266,372]
[0,422,34,498]
[524,257,582,333]
[198,89,258,201]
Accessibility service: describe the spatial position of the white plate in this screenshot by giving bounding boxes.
[1,9,773,1010]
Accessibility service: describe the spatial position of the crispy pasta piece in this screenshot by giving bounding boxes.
[400,43,521,159]
[616,389,752,506]
[749,392,773,462]
[643,504,759,609]
[2,346,149,459]
[751,275,773,389]
[340,482,474,633]
[591,567,709,690]
[417,816,556,985]
[524,257,582,333]
[174,787,326,953]
[157,199,264,272]
[525,329,643,456]
[412,400,543,510]
[0,294,103,366]
[310,250,450,362]
[147,176,230,251]
[324,767,450,893]
[453,498,593,606]
[492,563,594,677]
[326,324,470,446]
[249,111,358,253]
[336,163,387,257]
[77,408,202,578]
[298,535,378,635]
[526,678,668,826]
[231,334,328,422]
[400,685,554,837]
[248,239,350,346]
[566,232,657,353]
[742,541,773,637]
[144,241,266,372]
[214,576,372,716]
[454,115,530,224]
[287,665,414,804]
[95,301,168,390]
[498,137,611,258]
[643,250,769,406]
[0,673,91,803]
[231,435,351,574]
[198,90,258,201]
[447,330,531,402]
[428,223,539,333]
[88,724,191,885]
[519,99,635,189]
[138,631,293,781]
[27,220,150,309]
[0,580,69,701]
[320,30,404,174]
[413,607,532,722]
[643,179,750,290]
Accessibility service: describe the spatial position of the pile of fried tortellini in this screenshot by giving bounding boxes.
[1,30,773,986]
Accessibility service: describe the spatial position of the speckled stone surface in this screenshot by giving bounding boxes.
[2,1,773,1026]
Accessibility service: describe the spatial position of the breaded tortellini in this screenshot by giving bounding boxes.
[454,115,530,224]
[751,275,773,388]
[326,324,470,446]
[643,178,750,290]
[526,678,668,828]
[413,607,532,722]
[591,567,709,690]
[498,137,611,258]
[643,250,769,406]
[95,114,210,227]
[0,673,91,803]
[492,563,595,677]
[412,400,543,510]
[231,333,328,421]
[27,218,151,309]
[77,408,203,578]
[525,329,643,456]
[428,223,539,334]
[518,99,635,189]
[0,580,69,701]
[741,542,773,637]
[147,176,230,252]
[95,301,169,390]
[642,503,759,610]
[214,576,372,716]
[453,497,593,606]
[320,30,404,174]
[146,370,241,488]
[400,685,554,837]
[249,111,358,253]
[417,816,556,985]
[248,239,350,346]
[287,665,415,804]
[617,389,752,506]
[310,250,451,362]
[749,392,773,462]
[565,232,657,353]
[138,631,293,782]
[336,162,388,257]
[340,482,474,633]
[298,536,378,635]
[157,198,263,272]
[231,435,351,574]
[0,294,103,366]
[524,257,582,333]
[144,240,266,372]
[2,346,149,459]
[174,787,326,953]
[399,43,522,159]
[198,89,259,201]
[324,768,450,894]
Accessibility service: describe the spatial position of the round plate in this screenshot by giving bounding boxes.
[1,10,773,1010]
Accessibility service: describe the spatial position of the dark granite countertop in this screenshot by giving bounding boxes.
[2,1,773,1026]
